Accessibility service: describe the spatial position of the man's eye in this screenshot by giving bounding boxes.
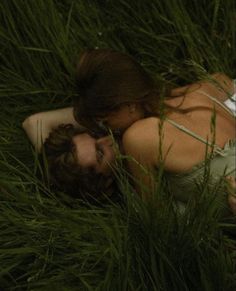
[96,147,104,163]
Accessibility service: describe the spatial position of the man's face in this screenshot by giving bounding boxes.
[72,133,116,175]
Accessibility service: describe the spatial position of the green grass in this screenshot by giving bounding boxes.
[0,0,236,290]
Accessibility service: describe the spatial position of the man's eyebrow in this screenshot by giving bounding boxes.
[71,142,79,162]
[95,143,103,163]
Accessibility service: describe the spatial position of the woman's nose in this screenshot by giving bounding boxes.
[96,118,108,130]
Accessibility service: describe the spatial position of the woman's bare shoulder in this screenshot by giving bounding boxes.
[122,117,160,157]
[189,73,234,102]
[123,117,159,139]
[170,73,234,101]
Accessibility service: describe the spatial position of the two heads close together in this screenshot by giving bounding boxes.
[73,48,163,133]
[44,49,166,200]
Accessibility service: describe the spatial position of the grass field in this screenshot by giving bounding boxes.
[0,0,236,290]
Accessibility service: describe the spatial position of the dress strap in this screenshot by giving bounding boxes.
[224,79,236,116]
[165,118,224,155]
[198,79,236,116]
[198,90,234,116]
[165,81,236,156]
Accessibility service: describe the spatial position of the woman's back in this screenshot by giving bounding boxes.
[162,82,235,172]
[123,86,236,216]
[123,86,235,173]
[122,80,235,204]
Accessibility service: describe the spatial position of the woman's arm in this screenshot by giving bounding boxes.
[22,107,82,152]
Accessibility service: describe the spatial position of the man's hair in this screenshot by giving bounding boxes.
[43,124,115,201]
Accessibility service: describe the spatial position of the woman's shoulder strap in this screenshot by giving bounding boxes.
[165,118,223,155]
[198,86,235,117]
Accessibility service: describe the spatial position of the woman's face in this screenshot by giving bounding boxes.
[72,133,116,175]
[96,103,145,133]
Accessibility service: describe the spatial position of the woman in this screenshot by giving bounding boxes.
[22,49,236,211]
[73,49,236,209]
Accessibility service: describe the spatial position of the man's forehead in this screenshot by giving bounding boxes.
[73,133,92,143]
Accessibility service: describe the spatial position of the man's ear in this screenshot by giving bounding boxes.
[97,175,115,192]
[105,176,115,189]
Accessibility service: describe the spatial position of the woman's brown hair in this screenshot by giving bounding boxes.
[73,49,163,130]
[73,49,218,132]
